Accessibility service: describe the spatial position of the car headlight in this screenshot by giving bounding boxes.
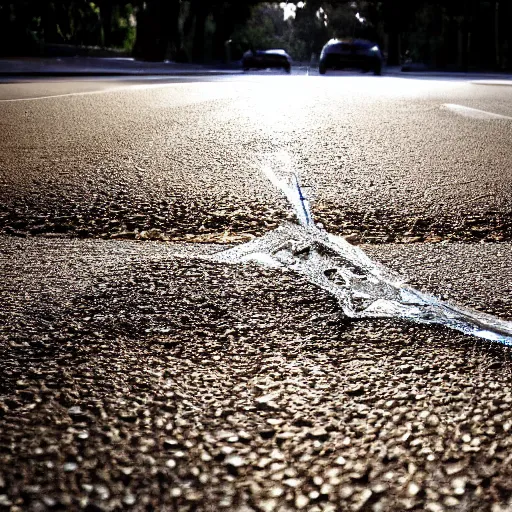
[370,45,379,53]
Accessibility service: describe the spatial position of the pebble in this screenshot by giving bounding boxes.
[0,495,12,506]
[268,486,284,498]
[444,496,459,507]
[225,455,245,468]
[283,478,301,488]
[407,481,420,496]
[444,462,464,476]
[425,503,444,512]
[123,494,136,506]
[295,494,309,509]
[259,499,277,512]
[354,489,373,510]
[426,414,440,427]
[452,477,467,495]
[67,406,87,419]
[170,488,182,498]
[255,393,280,405]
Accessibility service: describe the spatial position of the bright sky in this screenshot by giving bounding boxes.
[280,2,296,20]
[280,2,305,20]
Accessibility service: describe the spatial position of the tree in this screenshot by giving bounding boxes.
[1,0,511,70]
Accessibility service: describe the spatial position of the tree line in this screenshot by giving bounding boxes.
[0,0,258,61]
[0,1,510,70]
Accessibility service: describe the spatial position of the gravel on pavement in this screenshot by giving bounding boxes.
[1,236,512,511]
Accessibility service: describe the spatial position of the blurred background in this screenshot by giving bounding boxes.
[0,0,511,71]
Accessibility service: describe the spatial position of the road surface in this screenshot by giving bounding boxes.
[1,73,512,512]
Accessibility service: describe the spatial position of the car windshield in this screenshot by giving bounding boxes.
[332,43,350,51]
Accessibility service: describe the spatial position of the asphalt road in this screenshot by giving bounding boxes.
[1,73,512,243]
[1,74,512,512]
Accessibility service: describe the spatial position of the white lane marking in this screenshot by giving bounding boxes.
[0,79,203,102]
[471,80,512,86]
[441,103,512,120]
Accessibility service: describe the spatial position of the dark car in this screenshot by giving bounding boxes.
[242,49,292,73]
[319,39,383,75]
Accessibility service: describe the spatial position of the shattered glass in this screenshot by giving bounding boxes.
[209,169,512,345]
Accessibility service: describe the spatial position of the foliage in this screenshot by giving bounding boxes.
[0,0,511,69]
[230,3,288,58]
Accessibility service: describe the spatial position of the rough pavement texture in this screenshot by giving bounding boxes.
[364,242,512,322]
[2,76,512,511]
[1,77,512,244]
[1,237,512,512]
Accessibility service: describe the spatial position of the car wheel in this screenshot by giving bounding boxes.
[284,64,291,74]
[319,64,326,75]
[373,62,382,76]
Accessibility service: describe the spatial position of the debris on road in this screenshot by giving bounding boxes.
[210,171,512,345]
